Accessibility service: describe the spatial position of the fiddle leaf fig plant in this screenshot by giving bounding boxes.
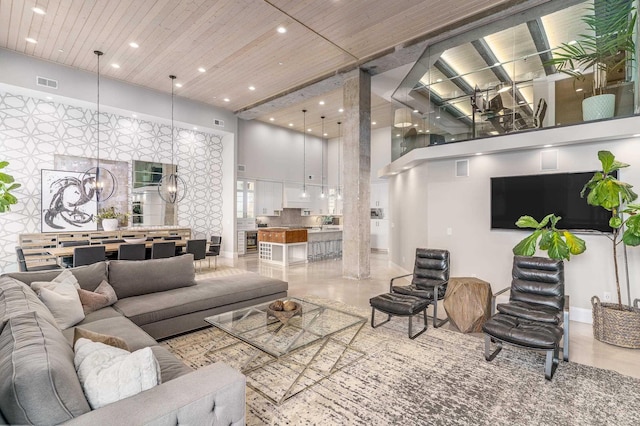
[513,213,586,261]
[0,161,21,213]
[581,150,640,309]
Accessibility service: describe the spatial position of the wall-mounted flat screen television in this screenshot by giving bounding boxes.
[491,171,615,232]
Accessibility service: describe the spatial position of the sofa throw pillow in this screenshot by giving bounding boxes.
[74,328,129,351]
[0,311,91,425]
[74,338,161,409]
[77,280,118,315]
[108,254,196,299]
[6,261,108,292]
[31,268,80,293]
[31,279,85,329]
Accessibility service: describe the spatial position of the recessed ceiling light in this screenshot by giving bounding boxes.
[269,117,275,121]
[575,88,583,92]
[568,40,577,45]
[633,134,640,137]
[248,86,256,91]
[395,134,400,137]
[278,62,283,66]
[413,124,418,127]
[277,26,287,34]
[426,130,430,133]
[175,83,182,88]
[338,108,344,113]
[223,98,230,102]
[319,100,325,105]
[493,62,501,67]
[132,114,137,118]
[307,128,312,132]
[436,78,442,83]
[25,37,37,44]
[544,144,553,147]
[323,133,328,136]
[372,121,377,125]
[436,116,441,119]
[193,127,198,130]
[518,100,525,104]
[413,109,419,113]
[111,63,120,69]
[46,96,52,100]
[451,138,456,141]
[289,123,294,127]
[129,42,139,48]
[58,49,64,53]
[198,67,206,73]
[31,7,45,15]
[418,129,423,133]
[475,152,483,156]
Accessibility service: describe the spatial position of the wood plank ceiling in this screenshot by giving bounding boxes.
[1,0,516,137]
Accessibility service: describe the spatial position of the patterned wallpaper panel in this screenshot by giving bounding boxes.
[0,89,224,272]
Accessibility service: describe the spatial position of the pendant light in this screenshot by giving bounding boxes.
[301,109,308,198]
[83,50,116,203]
[320,116,326,199]
[337,121,342,200]
[394,107,413,128]
[158,75,187,204]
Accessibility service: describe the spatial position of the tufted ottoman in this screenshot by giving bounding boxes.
[482,313,564,380]
[370,293,430,339]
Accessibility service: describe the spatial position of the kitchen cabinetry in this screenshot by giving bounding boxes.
[255,180,283,216]
[283,183,311,208]
[371,182,389,210]
[305,186,329,215]
[371,219,389,251]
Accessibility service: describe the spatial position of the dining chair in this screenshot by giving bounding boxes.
[118,243,146,261]
[151,241,176,259]
[15,247,61,272]
[185,239,207,271]
[73,245,106,267]
[206,236,222,269]
[59,240,90,267]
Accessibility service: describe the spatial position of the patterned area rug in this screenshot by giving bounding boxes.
[162,297,640,425]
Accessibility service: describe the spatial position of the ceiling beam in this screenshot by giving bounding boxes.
[434,59,475,95]
[527,18,555,76]
[471,38,534,116]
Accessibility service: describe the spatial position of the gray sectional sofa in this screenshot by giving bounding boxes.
[0,255,288,425]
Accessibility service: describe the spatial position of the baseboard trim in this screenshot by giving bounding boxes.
[570,307,592,324]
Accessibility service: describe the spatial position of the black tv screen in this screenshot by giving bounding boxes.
[491,171,614,232]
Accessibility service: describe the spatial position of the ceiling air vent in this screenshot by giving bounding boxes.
[237,164,246,172]
[36,76,58,89]
[213,119,225,127]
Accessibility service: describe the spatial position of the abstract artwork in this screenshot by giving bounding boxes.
[41,169,97,232]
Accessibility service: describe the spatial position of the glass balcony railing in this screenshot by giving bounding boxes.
[391,0,639,161]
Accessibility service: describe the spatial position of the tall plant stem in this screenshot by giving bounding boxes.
[612,228,622,310]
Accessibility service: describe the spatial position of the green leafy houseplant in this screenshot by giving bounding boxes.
[545,1,636,95]
[95,207,128,221]
[581,150,640,309]
[0,161,21,213]
[513,213,587,261]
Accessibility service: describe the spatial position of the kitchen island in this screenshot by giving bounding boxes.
[258,228,308,267]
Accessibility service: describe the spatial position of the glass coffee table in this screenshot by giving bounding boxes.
[204,297,367,405]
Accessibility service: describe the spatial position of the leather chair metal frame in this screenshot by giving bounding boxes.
[206,236,222,269]
[118,243,146,261]
[390,248,450,328]
[151,241,176,259]
[186,239,207,272]
[483,256,569,380]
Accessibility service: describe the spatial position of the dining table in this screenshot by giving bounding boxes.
[46,239,189,259]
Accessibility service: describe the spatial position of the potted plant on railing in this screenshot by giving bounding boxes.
[581,150,640,348]
[545,1,636,121]
[512,213,587,261]
[0,161,21,213]
[95,207,128,231]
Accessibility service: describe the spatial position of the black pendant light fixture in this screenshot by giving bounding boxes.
[301,109,308,198]
[337,121,342,200]
[320,116,326,199]
[158,75,187,204]
[83,50,116,203]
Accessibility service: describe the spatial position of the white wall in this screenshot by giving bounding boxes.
[0,49,238,267]
[389,136,640,320]
[238,119,325,185]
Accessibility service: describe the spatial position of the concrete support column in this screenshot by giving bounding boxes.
[342,69,371,279]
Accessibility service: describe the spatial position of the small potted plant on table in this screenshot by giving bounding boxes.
[95,206,128,231]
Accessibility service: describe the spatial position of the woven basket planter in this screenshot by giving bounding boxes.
[591,296,640,349]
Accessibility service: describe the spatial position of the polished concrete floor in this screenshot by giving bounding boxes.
[223,252,639,379]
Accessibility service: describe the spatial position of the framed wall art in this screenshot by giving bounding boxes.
[41,169,98,232]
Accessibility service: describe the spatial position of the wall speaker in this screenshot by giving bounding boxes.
[540,150,558,171]
[455,160,469,177]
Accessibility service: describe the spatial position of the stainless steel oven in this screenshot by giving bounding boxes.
[245,230,258,252]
